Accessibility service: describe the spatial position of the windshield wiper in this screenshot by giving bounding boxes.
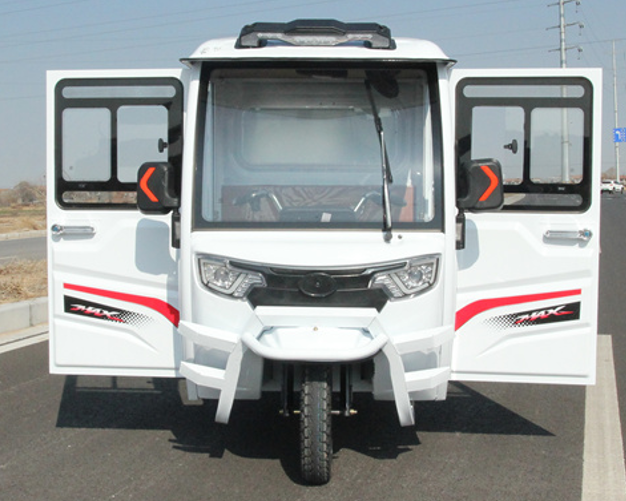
[364,79,393,243]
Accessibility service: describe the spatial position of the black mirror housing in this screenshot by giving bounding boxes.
[137,162,180,214]
[457,159,504,211]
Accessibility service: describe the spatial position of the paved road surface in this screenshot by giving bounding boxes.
[0,197,624,500]
[0,235,46,262]
[598,194,626,453]
[0,343,588,501]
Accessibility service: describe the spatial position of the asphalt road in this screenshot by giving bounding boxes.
[0,235,46,262]
[0,198,624,501]
[598,194,626,452]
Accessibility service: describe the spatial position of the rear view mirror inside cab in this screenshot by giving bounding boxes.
[456,159,504,212]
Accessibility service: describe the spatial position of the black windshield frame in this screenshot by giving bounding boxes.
[193,61,444,231]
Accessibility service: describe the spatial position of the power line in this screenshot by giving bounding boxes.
[0,0,303,43]
[577,3,607,65]
[0,0,343,58]
[437,27,543,43]
[0,0,90,16]
[456,44,553,58]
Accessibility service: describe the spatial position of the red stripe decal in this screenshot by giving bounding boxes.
[455,289,581,331]
[64,283,180,327]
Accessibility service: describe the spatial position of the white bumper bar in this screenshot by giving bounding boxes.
[178,309,454,426]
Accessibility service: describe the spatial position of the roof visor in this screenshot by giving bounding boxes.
[236,19,395,49]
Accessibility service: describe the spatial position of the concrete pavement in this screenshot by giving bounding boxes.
[0,297,48,352]
[0,229,46,240]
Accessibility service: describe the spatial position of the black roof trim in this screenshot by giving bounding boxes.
[236,19,395,49]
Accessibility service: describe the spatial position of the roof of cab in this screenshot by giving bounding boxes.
[185,36,452,64]
[183,20,452,64]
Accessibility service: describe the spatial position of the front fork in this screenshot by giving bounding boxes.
[280,363,357,418]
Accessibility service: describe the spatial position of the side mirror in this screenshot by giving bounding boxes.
[137,162,180,214]
[457,159,504,211]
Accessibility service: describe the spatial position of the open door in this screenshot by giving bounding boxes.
[47,70,184,376]
[451,68,601,385]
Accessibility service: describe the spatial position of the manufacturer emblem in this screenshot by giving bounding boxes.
[298,273,337,298]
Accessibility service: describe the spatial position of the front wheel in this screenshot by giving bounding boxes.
[300,365,333,485]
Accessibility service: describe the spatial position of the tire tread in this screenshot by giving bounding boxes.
[300,365,332,485]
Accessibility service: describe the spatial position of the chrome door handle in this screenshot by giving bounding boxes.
[544,229,592,242]
[51,224,95,236]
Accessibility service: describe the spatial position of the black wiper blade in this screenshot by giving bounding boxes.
[365,79,393,243]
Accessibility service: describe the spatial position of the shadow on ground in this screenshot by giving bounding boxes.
[56,376,552,482]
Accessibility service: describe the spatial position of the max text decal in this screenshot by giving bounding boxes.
[64,296,152,328]
[485,302,581,330]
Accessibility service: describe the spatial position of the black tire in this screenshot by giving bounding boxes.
[300,365,332,485]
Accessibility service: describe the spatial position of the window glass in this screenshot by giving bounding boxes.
[62,108,111,182]
[117,105,168,182]
[62,191,137,204]
[471,106,524,185]
[62,85,176,99]
[198,68,441,229]
[463,84,584,99]
[530,107,583,184]
[240,107,379,166]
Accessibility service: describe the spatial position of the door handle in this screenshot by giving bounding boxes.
[544,229,592,242]
[51,224,95,236]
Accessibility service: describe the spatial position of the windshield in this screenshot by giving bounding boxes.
[195,66,442,230]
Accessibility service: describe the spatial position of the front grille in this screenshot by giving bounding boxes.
[233,261,396,311]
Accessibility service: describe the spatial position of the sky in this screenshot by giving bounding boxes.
[1,0,625,188]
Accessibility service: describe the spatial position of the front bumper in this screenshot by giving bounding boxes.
[178,306,453,426]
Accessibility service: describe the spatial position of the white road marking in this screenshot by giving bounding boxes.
[582,334,626,500]
[0,329,48,355]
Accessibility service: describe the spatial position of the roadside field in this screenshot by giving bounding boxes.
[0,206,47,304]
[0,206,46,234]
[0,258,47,304]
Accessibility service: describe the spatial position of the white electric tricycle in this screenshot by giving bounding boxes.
[47,20,601,484]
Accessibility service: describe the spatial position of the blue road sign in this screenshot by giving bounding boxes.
[614,128,626,142]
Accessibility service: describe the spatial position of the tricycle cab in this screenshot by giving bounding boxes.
[47,20,601,484]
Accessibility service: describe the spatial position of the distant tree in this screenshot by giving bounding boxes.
[13,181,38,204]
[0,189,17,207]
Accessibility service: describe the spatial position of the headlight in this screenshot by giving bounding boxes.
[198,256,265,299]
[370,255,439,300]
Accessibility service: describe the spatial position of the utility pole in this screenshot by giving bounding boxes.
[548,0,583,68]
[613,41,621,182]
[547,0,583,182]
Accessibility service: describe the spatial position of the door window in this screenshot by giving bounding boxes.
[55,78,183,208]
[457,78,593,211]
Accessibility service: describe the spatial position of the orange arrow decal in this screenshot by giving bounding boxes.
[479,165,499,202]
[139,166,158,202]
